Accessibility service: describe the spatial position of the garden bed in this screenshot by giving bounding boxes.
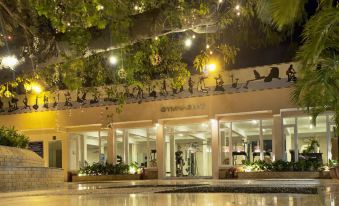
[237,171,329,179]
[72,174,141,182]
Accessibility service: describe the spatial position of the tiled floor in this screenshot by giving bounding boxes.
[0,179,338,205]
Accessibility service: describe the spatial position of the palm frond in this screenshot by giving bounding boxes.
[297,8,339,67]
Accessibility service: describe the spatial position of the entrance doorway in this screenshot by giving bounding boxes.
[49,140,62,168]
[164,122,212,177]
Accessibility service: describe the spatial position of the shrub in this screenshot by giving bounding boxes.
[0,126,29,148]
[79,162,130,176]
[243,159,322,172]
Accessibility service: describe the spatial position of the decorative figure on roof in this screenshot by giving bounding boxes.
[286,64,297,82]
[64,91,73,107]
[8,97,19,112]
[32,96,39,110]
[197,75,208,93]
[0,98,4,112]
[53,93,59,108]
[214,74,225,91]
[148,84,157,99]
[243,67,281,89]
[77,90,87,105]
[90,89,100,104]
[134,85,144,104]
[22,96,30,110]
[160,79,168,96]
[188,77,194,94]
[123,85,134,99]
[230,74,240,89]
[43,94,49,109]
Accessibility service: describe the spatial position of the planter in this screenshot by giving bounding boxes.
[237,171,323,179]
[72,174,141,182]
[329,168,337,179]
[335,166,339,180]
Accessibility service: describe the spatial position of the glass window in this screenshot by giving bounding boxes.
[220,122,231,165]
[164,122,212,177]
[115,127,156,168]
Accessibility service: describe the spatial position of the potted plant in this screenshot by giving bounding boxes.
[329,159,337,179]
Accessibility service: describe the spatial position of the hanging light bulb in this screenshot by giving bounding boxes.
[235,5,240,10]
[206,44,210,49]
[236,11,241,16]
[184,38,192,47]
[109,55,118,65]
[192,35,196,39]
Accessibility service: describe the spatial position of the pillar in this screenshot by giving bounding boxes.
[156,122,165,179]
[211,119,219,179]
[107,128,114,164]
[123,129,129,163]
[273,115,283,160]
[169,133,175,176]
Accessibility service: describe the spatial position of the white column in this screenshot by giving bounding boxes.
[156,122,165,179]
[294,117,298,162]
[326,115,332,162]
[123,129,129,164]
[259,120,264,160]
[211,119,219,179]
[107,128,114,164]
[169,133,175,176]
[273,115,282,161]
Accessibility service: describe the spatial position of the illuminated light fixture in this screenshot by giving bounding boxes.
[235,5,240,10]
[309,124,314,129]
[155,123,160,127]
[236,11,240,16]
[108,55,118,65]
[154,36,159,40]
[206,44,210,49]
[218,0,223,3]
[209,50,213,55]
[184,38,192,47]
[206,63,216,72]
[178,133,184,137]
[67,22,71,26]
[251,120,258,125]
[1,55,19,69]
[116,129,123,134]
[129,166,136,174]
[192,35,196,39]
[96,4,104,11]
[31,83,42,94]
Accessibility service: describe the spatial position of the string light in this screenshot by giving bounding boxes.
[154,36,159,40]
[209,50,213,55]
[192,35,196,39]
[235,5,240,10]
[218,0,223,3]
[206,44,210,49]
[109,55,118,65]
[236,11,240,16]
[184,38,192,47]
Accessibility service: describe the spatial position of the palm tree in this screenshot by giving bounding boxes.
[256,0,339,135]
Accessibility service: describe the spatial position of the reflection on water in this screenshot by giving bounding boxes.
[0,193,324,206]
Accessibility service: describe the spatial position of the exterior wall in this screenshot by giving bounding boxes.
[0,62,301,180]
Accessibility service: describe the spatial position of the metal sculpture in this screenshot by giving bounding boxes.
[22,96,31,110]
[123,85,134,99]
[244,67,281,89]
[32,96,39,110]
[77,90,87,105]
[148,84,157,99]
[214,74,225,91]
[64,91,73,107]
[8,97,19,112]
[134,85,144,104]
[286,64,297,82]
[230,74,240,89]
[53,93,59,108]
[90,89,100,104]
[197,75,208,93]
[160,79,168,96]
[188,77,194,94]
[43,94,49,109]
[0,98,4,112]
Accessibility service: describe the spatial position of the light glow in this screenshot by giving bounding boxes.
[1,55,19,69]
[31,83,42,94]
[235,5,240,10]
[109,55,118,65]
[207,63,216,72]
[184,38,192,47]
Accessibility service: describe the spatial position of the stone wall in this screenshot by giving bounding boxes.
[0,145,64,191]
[0,145,44,167]
[0,167,63,192]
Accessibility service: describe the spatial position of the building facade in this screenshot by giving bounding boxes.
[0,62,336,180]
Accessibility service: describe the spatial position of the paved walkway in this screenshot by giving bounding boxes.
[0,179,338,205]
